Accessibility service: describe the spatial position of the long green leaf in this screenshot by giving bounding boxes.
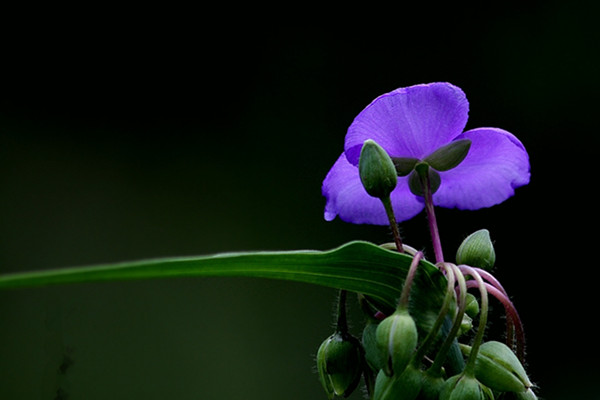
[0,241,447,327]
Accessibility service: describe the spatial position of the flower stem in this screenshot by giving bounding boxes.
[381,196,404,253]
[420,170,444,263]
[459,265,525,361]
[429,264,467,376]
[460,266,489,377]
[464,278,526,362]
[397,251,424,311]
[336,289,349,334]
[413,262,456,364]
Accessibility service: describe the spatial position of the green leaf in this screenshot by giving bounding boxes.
[0,241,447,332]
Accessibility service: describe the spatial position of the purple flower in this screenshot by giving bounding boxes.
[322,82,530,225]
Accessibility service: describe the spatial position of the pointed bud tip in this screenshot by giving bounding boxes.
[424,139,472,171]
[456,229,496,270]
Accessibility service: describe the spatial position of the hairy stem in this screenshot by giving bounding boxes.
[429,264,466,376]
[381,196,404,254]
[460,266,489,376]
[397,251,424,310]
[336,289,348,334]
[413,262,456,364]
[459,265,525,361]
[464,280,525,362]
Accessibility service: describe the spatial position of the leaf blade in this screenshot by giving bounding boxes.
[0,241,446,315]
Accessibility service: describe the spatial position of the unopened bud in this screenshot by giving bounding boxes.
[471,341,532,393]
[459,313,473,336]
[424,139,471,171]
[456,229,496,270]
[359,139,398,199]
[376,310,418,376]
[373,364,423,400]
[465,293,480,318]
[316,331,363,399]
[440,374,494,400]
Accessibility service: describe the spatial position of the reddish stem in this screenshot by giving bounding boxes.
[464,280,526,362]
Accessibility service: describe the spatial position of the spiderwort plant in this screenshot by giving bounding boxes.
[0,82,538,399]
[317,82,535,399]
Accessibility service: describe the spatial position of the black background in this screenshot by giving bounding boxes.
[0,3,597,399]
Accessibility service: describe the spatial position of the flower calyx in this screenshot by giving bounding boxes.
[424,139,472,171]
[408,163,441,197]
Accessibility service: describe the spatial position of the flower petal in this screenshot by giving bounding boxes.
[344,82,469,165]
[323,153,424,225]
[433,128,530,210]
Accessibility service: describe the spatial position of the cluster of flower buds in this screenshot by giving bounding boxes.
[316,230,536,399]
[315,139,536,399]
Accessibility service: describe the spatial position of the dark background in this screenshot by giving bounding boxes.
[0,3,597,399]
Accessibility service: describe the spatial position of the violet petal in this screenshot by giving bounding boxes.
[322,153,424,225]
[433,128,530,210]
[344,82,470,165]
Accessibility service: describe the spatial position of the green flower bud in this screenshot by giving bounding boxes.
[373,364,423,400]
[464,293,480,318]
[459,313,473,336]
[362,320,386,372]
[316,331,363,399]
[440,374,494,400]
[359,139,398,199]
[376,310,418,376]
[424,139,472,171]
[471,341,532,393]
[456,229,496,270]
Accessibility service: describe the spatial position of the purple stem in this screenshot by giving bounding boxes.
[397,251,424,310]
[464,280,526,362]
[422,173,444,264]
[470,267,508,296]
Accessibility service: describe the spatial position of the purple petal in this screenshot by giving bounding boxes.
[344,82,469,165]
[433,128,530,210]
[323,153,424,225]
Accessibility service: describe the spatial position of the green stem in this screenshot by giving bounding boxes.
[428,264,466,376]
[460,266,489,376]
[412,262,456,364]
[381,196,404,254]
[397,251,423,311]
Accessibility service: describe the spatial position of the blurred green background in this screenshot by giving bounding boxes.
[0,3,598,399]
